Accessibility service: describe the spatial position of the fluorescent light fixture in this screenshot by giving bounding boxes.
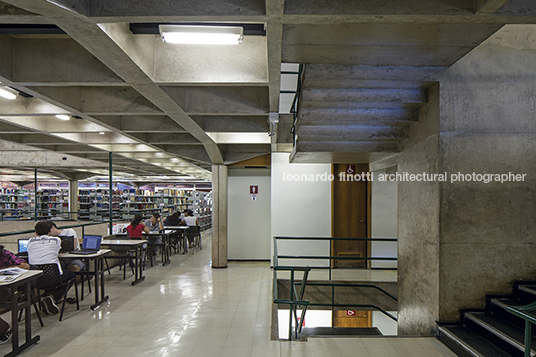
[206,132,270,144]
[0,87,17,100]
[159,25,243,45]
[99,132,105,135]
[55,114,70,121]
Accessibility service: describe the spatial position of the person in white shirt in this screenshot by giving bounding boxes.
[181,210,199,248]
[28,221,76,315]
[47,221,85,272]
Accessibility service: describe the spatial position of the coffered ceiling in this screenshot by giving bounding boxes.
[0,0,534,182]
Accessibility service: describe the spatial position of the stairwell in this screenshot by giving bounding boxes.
[438,282,536,357]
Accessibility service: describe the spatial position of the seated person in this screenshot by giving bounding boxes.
[28,221,76,315]
[163,211,181,227]
[0,246,30,343]
[144,214,163,257]
[181,210,199,248]
[47,221,85,273]
[126,215,149,238]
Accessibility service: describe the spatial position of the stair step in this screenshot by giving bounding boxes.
[491,298,532,328]
[438,325,515,357]
[517,285,536,303]
[465,312,536,356]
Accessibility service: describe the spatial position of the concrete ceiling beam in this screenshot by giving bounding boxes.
[476,0,512,14]
[0,149,107,168]
[302,88,427,104]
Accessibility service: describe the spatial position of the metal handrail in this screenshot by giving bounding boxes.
[272,235,398,340]
[288,64,305,147]
[507,302,536,357]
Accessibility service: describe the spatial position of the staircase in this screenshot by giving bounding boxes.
[438,282,536,357]
[289,64,444,163]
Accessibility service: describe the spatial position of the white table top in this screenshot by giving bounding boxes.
[0,270,42,286]
[101,239,148,246]
[59,249,111,259]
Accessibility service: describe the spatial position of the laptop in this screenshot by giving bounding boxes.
[59,236,75,253]
[69,235,102,254]
[18,239,29,253]
[16,239,29,258]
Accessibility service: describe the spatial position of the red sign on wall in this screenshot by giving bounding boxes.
[250,185,258,194]
[346,310,356,316]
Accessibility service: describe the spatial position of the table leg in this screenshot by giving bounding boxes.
[90,257,109,310]
[131,245,145,286]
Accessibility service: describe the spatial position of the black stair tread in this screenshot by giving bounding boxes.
[440,325,515,357]
[466,312,536,351]
[493,298,529,308]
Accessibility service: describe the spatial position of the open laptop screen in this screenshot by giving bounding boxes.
[18,239,29,253]
[82,235,102,250]
[59,236,75,253]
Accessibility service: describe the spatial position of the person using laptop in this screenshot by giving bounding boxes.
[144,213,163,257]
[47,221,85,273]
[28,221,76,315]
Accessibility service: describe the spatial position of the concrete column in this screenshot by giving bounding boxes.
[69,180,78,221]
[212,165,228,268]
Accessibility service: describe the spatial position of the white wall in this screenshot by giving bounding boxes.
[271,153,332,266]
[371,171,398,268]
[227,169,271,260]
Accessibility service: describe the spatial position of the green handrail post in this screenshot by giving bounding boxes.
[109,152,113,236]
[507,301,536,357]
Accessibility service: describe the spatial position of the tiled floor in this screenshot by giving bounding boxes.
[2,231,455,357]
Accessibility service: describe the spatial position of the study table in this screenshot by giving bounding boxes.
[59,249,111,310]
[0,270,42,357]
[100,240,147,285]
[163,226,189,254]
[115,231,173,266]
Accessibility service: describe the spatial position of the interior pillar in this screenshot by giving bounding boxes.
[212,165,228,268]
[69,180,78,221]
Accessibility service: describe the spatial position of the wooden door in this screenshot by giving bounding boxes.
[333,310,372,328]
[332,164,370,268]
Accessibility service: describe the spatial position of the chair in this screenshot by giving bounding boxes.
[186,226,202,250]
[33,263,79,321]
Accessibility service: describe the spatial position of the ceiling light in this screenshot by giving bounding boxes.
[0,87,17,100]
[55,114,70,121]
[159,25,243,45]
[99,132,105,135]
[206,132,270,144]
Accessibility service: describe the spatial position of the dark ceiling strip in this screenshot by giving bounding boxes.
[130,23,266,36]
[0,24,65,35]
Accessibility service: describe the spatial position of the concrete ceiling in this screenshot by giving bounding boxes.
[0,0,534,180]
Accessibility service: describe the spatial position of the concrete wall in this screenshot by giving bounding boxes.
[227,169,271,260]
[371,171,398,269]
[396,25,536,334]
[271,152,331,266]
[397,83,441,335]
[438,25,536,321]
